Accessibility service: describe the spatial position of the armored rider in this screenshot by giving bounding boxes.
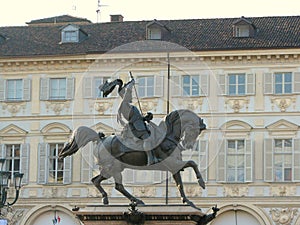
[99,78,156,165]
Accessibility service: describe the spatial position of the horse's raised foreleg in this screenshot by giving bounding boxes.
[113,173,145,205]
[91,174,109,205]
[172,172,197,208]
[182,160,205,189]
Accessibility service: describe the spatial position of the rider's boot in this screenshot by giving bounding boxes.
[146,151,159,166]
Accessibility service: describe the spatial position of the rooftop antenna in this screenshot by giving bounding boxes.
[96,0,108,22]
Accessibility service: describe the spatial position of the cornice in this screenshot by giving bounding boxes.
[1,50,300,72]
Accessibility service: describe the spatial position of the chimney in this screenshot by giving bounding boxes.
[110,14,124,22]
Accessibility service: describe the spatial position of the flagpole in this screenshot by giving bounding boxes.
[165,52,170,205]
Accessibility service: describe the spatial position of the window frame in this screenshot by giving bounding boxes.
[264,138,300,182]
[219,73,255,96]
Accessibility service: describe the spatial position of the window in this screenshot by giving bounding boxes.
[274,139,292,181]
[264,72,300,95]
[50,78,66,100]
[0,78,31,102]
[0,143,29,185]
[63,30,78,42]
[219,73,254,96]
[48,143,64,183]
[61,24,88,43]
[227,140,246,182]
[40,77,74,100]
[171,73,209,97]
[218,137,252,183]
[83,76,112,98]
[264,138,300,182]
[228,74,246,95]
[5,144,21,179]
[6,79,23,101]
[38,142,72,184]
[148,28,162,40]
[235,25,250,37]
[274,72,292,94]
[183,75,200,96]
[137,76,154,97]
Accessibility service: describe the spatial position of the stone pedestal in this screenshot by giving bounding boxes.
[73,204,207,225]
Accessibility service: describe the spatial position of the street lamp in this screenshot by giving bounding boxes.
[0,158,23,208]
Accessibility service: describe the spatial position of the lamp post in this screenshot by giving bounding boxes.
[0,158,23,209]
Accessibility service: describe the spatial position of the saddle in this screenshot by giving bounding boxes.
[118,121,167,152]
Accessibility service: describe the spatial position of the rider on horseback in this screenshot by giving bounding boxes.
[100,78,157,165]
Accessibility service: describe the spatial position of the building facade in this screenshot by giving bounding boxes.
[0,15,300,224]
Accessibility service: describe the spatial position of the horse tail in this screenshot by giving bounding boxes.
[59,126,100,159]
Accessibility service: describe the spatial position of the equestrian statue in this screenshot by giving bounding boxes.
[59,77,207,210]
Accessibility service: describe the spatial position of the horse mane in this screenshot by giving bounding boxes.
[165,110,181,134]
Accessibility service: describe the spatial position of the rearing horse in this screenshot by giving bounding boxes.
[59,109,206,209]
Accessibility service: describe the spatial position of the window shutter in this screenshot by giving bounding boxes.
[40,78,49,100]
[264,139,273,182]
[0,79,5,101]
[245,140,253,182]
[217,140,226,182]
[246,74,255,95]
[170,74,181,96]
[66,77,75,100]
[293,139,300,181]
[293,72,300,94]
[218,74,226,95]
[200,74,209,96]
[38,143,49,184]
[264,73,273,94]
[123,169,134,184]
[153,171,162,183]
[23,78,31,101]
[0,144,6,158]
[63,155,72,184]
[154,75,164,96]
[20,144,30,184]
[81,142,94,183]
[199,140,208,181]
[83,77,93,98]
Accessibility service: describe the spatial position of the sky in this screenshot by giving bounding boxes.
[0,0,300,26]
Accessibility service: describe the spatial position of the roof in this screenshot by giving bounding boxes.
[0,15,300,57]
[26,15,92,26]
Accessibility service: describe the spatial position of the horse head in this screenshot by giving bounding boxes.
[178,110,206,149]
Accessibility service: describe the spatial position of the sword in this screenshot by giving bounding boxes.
[129,71,143,115]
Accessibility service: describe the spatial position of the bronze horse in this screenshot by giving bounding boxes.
[59,109,206,209]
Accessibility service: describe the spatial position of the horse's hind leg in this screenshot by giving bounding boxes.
[92,174,110,205]
[113,173,145,205]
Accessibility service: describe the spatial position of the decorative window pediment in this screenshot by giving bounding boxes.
[92,122,114,134]
[0,124,27,137]
[146,20,170,40]
[266,119,299,136]
[233,17,256,38]
[60,24,88,43]
[221,120,252,138]
[41,122,71,142]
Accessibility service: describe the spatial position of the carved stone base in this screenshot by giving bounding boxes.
[73,204,212,225]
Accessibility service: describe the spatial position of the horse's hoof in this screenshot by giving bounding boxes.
[198,178,205,189]
[102,197,109,205]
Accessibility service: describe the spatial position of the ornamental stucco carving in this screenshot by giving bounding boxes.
[270,96,296,112]
[133,186,155,197]
[90,99,113,114]
[45,100,71,115]
[270,185,296,197]
[178,97,203,111]
[225,97,249,113]
[224,185,248,197]
[2,101,26,116]
[0,207,24,225]
[270,208,298,225]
